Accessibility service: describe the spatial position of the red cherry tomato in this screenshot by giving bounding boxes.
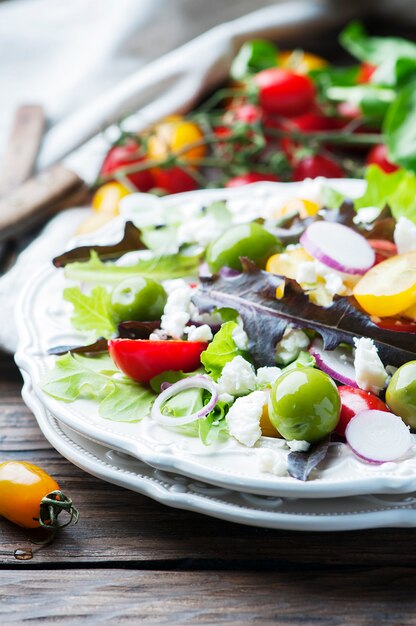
[228,102,262,124]
[280,113,342,162]
[108,339,208,383]
[357,62,377,84]
[368,239,397,264]
[366,145,399,174]
[254,68,316,118]
[336,386,389,437]
[292,154,344,181]
[100,142,154,192]
[374,318,416,333]
[151,166,198,194]
[225,173,280,187]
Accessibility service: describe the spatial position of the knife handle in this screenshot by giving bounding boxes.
[0,164,89,241]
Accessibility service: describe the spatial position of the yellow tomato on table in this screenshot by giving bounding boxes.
[353,252,416,317]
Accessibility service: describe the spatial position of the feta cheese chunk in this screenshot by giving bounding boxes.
[287,439,310,452]
[296,261,317,285]
[394,216,416,254]
[217,356,257,397]
[275,328,310,365]
[353,337,388,395]
[232,322,249,350]
[177,215,223,247]
[160,283,196,339]
[257,448,287,476]
[226,390,266,447]
[184,324,213,343]
[256,366,282,387]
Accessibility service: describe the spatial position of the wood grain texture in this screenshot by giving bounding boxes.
[1,568,416,625]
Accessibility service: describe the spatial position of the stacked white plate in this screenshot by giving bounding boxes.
[15,182,416,531]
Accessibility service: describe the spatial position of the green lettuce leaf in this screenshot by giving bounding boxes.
[200,321,248,381]
[64,285,116,338]
[340,21,416,86]
[384,81,416,172]
[42,353,154,422]
[64,250,200,285]
[354,165,416,222]
[231,39,278,80]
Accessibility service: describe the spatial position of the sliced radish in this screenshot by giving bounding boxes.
[310,338,357,387]
[345,410,412,463]
[300,222,375,275]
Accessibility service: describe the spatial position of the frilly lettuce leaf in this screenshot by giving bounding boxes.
[355,165,416,222]
[64,285,116,339]
[42,353,154,422]
[200,321,248,381]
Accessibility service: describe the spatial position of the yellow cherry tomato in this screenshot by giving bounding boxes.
[274,198,321,220]
[260,404,281,438]
[278,50,328,74]
[0,462,78,529]
[403,301,416,321]
[353,252,416,317]
[147,115,206,163]
[266,247,314,279]
[92,182,130,216]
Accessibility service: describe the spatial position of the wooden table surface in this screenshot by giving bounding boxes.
[2,2,416,623]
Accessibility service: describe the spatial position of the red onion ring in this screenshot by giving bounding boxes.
[151,375,218,426]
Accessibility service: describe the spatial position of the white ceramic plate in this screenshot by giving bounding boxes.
[15,182,416,499]
[20,369,416,531]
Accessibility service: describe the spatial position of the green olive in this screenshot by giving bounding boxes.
[111,277,167,323]
[386,360,416,428]
[206,223,280,272]
[268,367,340,443]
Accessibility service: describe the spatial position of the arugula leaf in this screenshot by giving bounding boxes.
[64,285,116,338]
[287,437,330,481]
[340,21,416,87]
[193,259,416,368]
[53,222,147,268]
[64,250,200,285]
[48,337,109,356]
[231,39,278,80]
[355,165,416,222]
[200,321,248,380]
[384,81,416,172]
[42,353,154,422]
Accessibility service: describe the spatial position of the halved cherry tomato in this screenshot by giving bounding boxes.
[336,386,389,437]
[100,142,154,192]
[368,239,397,265]
[374,318,416,333]
[366,145,399,174]
[147,116,205,194]
[254,68,316,118]
[266,247,313,278]
[292,154,344,181]
[353,252,416,317]
[108,339,208,383]
[357,62,377,84]
[225,173,280,187]
[0,462,78,529]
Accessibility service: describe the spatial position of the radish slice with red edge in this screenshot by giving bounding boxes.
[300,222,375,275]
[345,410,412,464]
[309,338,357,387]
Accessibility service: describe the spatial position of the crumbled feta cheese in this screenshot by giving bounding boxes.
[324,272,346,297]
[232,322,249,350]
[218,392,235,405]
[353,206,381,225]
[287,439,310,452]
[257,448,287,476]
[149,329,168,341]
[275,328,310,365]
[394,216,416,254]
[226,390,266,447]
[296,261,317,285]
[353,337,388,394]
[217,356,257,397]
[256,366,282,387]
[162,279,190,295]
[177,215,223,247]
[160,284,196,339]
[184,324,213,342]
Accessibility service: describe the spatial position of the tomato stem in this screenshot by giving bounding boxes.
[38,490,79,529]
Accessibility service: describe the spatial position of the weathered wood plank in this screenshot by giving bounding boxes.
[1,568,415,625]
